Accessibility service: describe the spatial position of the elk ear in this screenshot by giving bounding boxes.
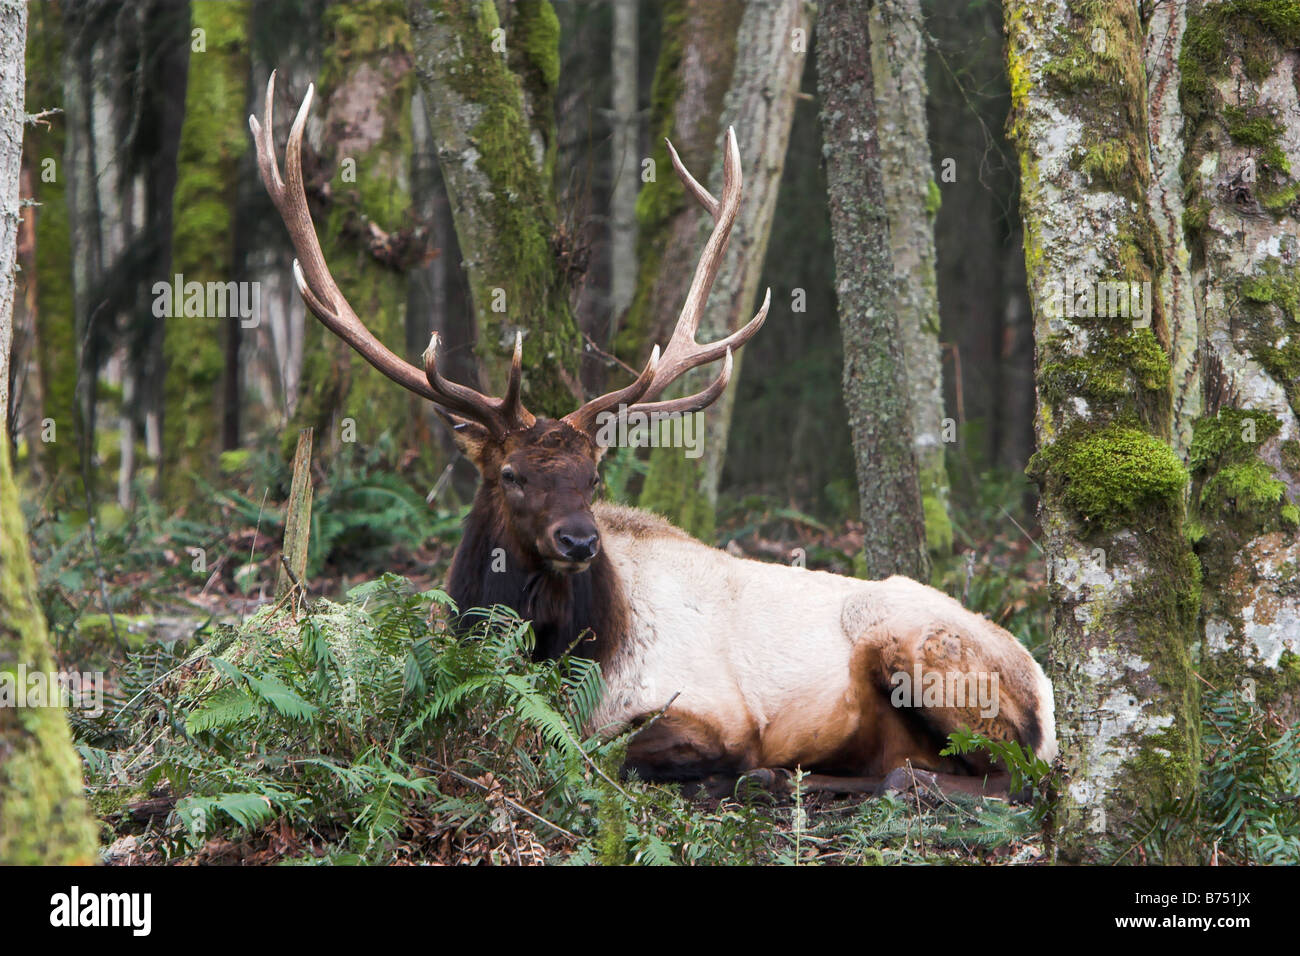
[435,409,491,463]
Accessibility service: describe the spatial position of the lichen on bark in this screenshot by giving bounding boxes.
[1178,0,1300,724]
[1006,0,1201,862]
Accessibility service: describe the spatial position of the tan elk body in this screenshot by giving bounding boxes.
[252,74,1056,796]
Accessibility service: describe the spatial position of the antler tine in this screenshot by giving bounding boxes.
[632,347,733,418]
[562,346,661,436]
[633,128,768,414]
[252,71,525,423]
[502,331,526,423]
[559,127,767,439]
[422,332,535,434]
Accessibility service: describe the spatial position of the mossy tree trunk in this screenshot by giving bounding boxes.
[618,0,741,538]
[1006,0,1200,862]
[869,0,952,558]
[288,1,418,458]
[635,0,809,539]
[0,0,98,863]
[817,0,929,581]
[163,0,248,507]
[20,2,78,486]
[407,0,581,418]
[1174,0,1300,722]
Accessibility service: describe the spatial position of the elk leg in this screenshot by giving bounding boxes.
[860,621,1052,776]
[877,765,1028,802]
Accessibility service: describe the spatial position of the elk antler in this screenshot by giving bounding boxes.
[565,127,769,434]
[250,71,533,435]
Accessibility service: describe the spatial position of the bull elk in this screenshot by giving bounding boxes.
[251,74,1056,799]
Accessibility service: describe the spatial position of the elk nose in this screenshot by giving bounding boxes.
[555,528,599,562]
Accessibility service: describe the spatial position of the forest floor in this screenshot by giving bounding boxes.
[20,465,1067,865]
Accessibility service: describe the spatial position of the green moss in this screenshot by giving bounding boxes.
[0,441,99,864]
[1225,110,1283,147]
[1078,137,1131,188]
[1029,423,1188,531]
[1040,329,1170,410]
[24,3,78,487]
[1189,408,1295,532]
[1237,263,1300,414]
[924,178,941,217]
[164,0,250,506]
[1181,1,1300,202]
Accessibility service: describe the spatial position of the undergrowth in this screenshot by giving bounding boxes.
[73,575,1044,865]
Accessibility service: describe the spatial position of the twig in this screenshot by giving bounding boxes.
[421,761,578,841]
[581,330,640,377]
[26,107,62,128]
[278,553,311,612]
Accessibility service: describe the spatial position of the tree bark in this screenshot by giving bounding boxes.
[619,0,741,538]
[163,0,246,507]
[407,0,581,418]
[287,1,418,459]
[869,0,952,557]
[636,0,808,538]
[1006,0,1200,862]
[817,0,928,581]
[22,3,78,485]
[0,0,98,864]
[1174,0,1300,722]
[607,0,638,328]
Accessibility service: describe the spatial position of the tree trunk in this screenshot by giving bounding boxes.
[1006,0,1200,862]
[407,0,581,418]
[1175,0,1300,722]
[23,3,78,486]
[869,0,952,557]
[620,0,741,538]
[637,0,808,538]
[287,1,417,459]
[62,1,187,510]
[817,0,928,581]
[0,0,98,864]
[163,0,246,507]
[607,0,638,328]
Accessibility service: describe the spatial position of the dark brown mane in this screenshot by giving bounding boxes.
[448,478,628,666]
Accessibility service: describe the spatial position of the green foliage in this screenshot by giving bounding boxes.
[1116,689,1300,865]
[941,729,1054,823]
[934,467,1049,653]
[1199,690,1300,864]
[78,576,1044,865]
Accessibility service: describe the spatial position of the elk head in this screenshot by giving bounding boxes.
[250,72,768,577]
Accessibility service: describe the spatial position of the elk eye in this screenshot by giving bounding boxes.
[501,466,522,487]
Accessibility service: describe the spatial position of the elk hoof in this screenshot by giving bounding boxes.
[878,766,939,798]
[738,767,792,794]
